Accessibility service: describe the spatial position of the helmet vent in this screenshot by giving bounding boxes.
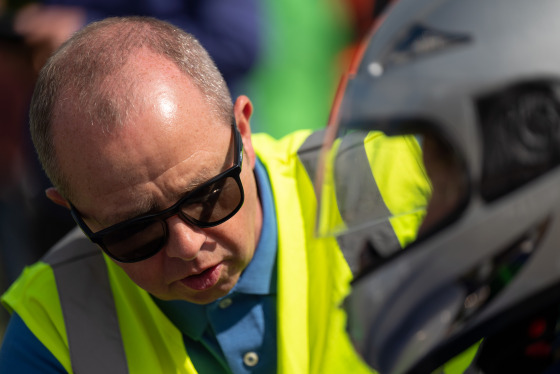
[453,217,549,327]
[382,24,471,67]
[477,83,560,201]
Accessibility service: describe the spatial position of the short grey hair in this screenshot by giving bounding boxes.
[30,16,233,200]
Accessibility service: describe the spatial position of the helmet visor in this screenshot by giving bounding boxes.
[316,121,468,260]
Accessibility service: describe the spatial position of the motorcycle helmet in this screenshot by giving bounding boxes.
[316,0,560,372]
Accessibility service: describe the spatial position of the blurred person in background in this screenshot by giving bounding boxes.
[12,0,260,96]
[0,0,36,337]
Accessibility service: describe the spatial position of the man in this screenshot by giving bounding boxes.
[315,0,560,373]
[0,16,376,373]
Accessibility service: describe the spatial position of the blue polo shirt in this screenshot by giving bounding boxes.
[0,158,278,374]
[153,158,278,373]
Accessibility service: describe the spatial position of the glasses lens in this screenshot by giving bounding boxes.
[181,175,242,224]
[102,220,166,262]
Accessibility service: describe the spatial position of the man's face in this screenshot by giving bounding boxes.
[52,51,262,304]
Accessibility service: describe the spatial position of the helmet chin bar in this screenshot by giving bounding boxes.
[411,281,560,374]
[453,219,548,327]
[345,169,560,374]
[404,218,551,374]
[348,217,551,374]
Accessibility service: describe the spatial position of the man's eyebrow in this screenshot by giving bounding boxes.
[181,154,234,193]
[181,173,214,193]
[104,198,157,225]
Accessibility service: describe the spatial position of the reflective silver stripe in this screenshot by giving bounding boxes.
[297,130,401,274]
[296,129,326,184]
[336,132,402,264]
[44,227,128,374]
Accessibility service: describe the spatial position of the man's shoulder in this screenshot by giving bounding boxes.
[2,227,102,318]
[1,228,93,307]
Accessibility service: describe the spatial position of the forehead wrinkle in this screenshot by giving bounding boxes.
[151,149,219,194]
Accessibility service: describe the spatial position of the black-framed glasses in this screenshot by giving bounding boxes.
[70,122,244,263]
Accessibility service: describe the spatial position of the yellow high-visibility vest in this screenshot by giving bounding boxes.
[2,130,373,374]
[2,129,477,373]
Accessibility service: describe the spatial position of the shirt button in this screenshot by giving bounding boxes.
[218,298,233,309]
[243,351,259,367]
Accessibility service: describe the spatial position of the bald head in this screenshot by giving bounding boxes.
[30,16,233,200]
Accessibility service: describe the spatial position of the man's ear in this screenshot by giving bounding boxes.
[233,95,256,169]
[45,187,71,209]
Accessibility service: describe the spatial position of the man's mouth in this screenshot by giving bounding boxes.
[180,263,223,291]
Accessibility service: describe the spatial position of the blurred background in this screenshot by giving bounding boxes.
[0,0,388,340]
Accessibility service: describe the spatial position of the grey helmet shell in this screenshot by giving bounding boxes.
[330,0,560,372]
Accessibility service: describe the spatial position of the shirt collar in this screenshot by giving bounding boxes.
[232,157,277,294]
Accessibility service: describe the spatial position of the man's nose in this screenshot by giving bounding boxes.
[164,215,207,260]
